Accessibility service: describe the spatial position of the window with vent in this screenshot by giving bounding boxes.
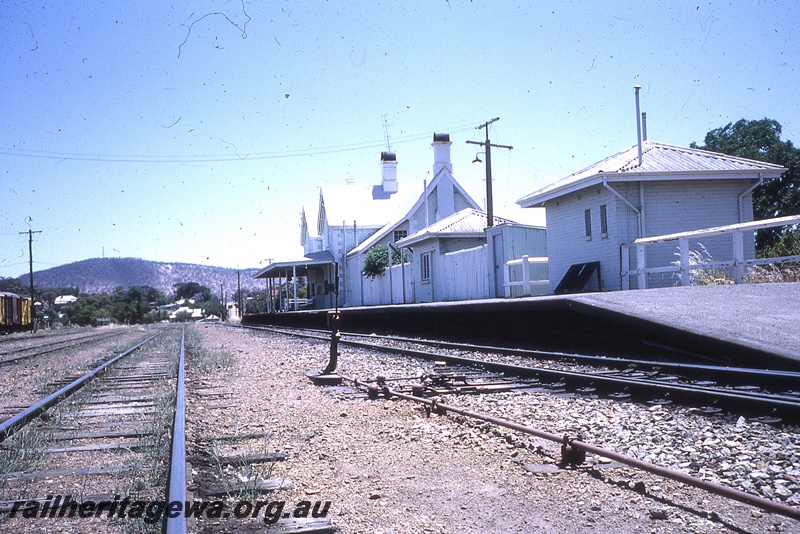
[584,209,592,240]
[600,204,608,237]
[393,229,407,242]
[421,252,431,283]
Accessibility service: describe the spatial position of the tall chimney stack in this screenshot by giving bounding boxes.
[380,151,398,194]
[432,133,452,176]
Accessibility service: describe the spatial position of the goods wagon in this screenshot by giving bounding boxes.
[0,291,32,333]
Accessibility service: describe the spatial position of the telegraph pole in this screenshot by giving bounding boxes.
[237,270,242,320]
[466,118,513,228]
[19,227,42,327]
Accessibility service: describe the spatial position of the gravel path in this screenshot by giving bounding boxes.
[186,324,800,533]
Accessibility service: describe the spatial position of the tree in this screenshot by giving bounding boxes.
[0,277,28,294]
[691,118,800,253]
[361,244,410,279]
[173,282,212,302]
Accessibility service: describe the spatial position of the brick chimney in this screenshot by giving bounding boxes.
[432,133,452,176]
[381,151,398,194]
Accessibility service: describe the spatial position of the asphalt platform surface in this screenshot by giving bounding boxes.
[568,282,800,363]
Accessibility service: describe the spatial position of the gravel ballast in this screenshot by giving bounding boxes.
[185,324,800,533]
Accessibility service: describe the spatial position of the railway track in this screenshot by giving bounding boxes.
[239,325,800,423]
[0,327,165,424]
[226,323,800,529]
[0,329,128,366]
[0,326,180,531]
[1,325,335,533]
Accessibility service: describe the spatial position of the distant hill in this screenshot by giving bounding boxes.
[19,258,262,297]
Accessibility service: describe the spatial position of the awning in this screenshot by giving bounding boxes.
[253,251,336,279]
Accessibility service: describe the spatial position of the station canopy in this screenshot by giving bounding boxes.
[253,251,336,280]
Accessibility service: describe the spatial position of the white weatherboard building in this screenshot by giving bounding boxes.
[254,134,484,309]
[253,151,408,310]
[396,208,547,302]
[517,140,787,292]
[255,132,549,308]
[345,134,484,306]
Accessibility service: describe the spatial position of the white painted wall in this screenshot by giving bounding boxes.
[486,224,548,297]
[545,178,760,292]
[640,180,756,287]
[544,186,620,292]
[436,245,489,301]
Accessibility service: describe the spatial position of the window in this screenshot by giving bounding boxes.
[393,229,407,242]
[584,209,592,240]
[599,204,608,237]
[421,252,431,283]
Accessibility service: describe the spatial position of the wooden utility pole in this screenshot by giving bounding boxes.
[19,227,41,319]
[237,270,242,319]
[466,118,513,228]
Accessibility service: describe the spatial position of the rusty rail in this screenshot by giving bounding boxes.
[340,374,800,522]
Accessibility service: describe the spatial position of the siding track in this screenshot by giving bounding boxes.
[0,326,182,532]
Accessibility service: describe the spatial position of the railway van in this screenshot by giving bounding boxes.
[0,291,33,333]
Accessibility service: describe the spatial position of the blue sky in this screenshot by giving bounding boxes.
[1,0,798,279]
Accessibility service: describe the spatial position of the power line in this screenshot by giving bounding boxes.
[0,123,477,164]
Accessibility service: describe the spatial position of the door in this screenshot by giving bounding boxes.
[492,233,504,297]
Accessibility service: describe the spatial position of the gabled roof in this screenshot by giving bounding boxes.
[397,208,515,248]
[301,202,319,239]
[345,169,482,258]
[319,182,409,229]
[517,140,788,208]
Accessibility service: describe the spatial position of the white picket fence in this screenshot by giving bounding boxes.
[504,255,549,297]
[361,262,410,305]
[361,245,490,305]
[436,245,489,301]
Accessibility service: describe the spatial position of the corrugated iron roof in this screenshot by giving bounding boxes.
[253,250,336,278]
[398,208,515,247]
[517,140,787,207]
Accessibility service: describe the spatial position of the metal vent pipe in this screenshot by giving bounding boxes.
[634,85,643,166]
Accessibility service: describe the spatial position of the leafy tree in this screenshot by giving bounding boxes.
[362,244,410,279]
[125,286,164,324]
[173,282,212,302]
[691,118,800,253]
[202,297,224,318]
[0,277,28,294]
[66,301,96,326]
[173,310,194,322]
[57,287,164,326]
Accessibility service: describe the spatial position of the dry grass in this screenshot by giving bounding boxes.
[745,263,800,283]
[672,243,800,286]
[673,243,734,286]
[185,327,235,373]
